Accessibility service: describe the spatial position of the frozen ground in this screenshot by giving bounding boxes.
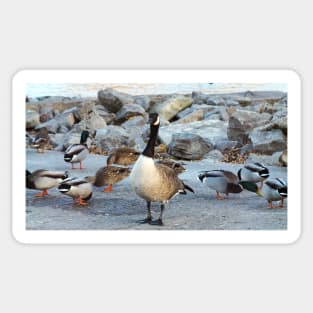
[26,149,287,230]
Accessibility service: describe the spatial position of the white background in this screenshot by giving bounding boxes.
[1,1,311,312]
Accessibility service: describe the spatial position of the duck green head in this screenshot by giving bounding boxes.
[80,130,89,144]
[240,181,263,197]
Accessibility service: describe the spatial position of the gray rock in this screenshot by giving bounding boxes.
[206,149,224,162]
[250,129,287,155]
[215,140,240,152]
[36,118,60,133]
[246,152,282,166]
[174,109,206,124]
[77,110,107,132]
[98,88,134,113]
[134,95,152,111]
[227,109,272,144]
[95,126,130,153]
[95,105,116,124]
[159,119,228,147]
[150,95,193,121]
[115,104,146,124]
[121,115,146,128]
[168,133,213,160]
[39,107,55,123]
[26,110,40,129]
[279,150,287,166]
[49,133,65,149]
[176,104,211,119]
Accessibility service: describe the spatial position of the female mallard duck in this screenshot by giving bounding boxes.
[58,176,93,205]
[64,130,89,170]
[32,127,50,153]
[92,165,131,192]
[237,163,269,188]
[107,147,140,166]
[247,178,287,208]
[26,169,69,197]
[156,159,186,175]
[198,170,259,200]
[130,113,194,226]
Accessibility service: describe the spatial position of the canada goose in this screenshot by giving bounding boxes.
[237,163,269,188]
[92,165,131,192]
[64,130,89,170]
[198,170,258,199]
[26,169,68,197]
[247,178,287,208]
[58,176,93,205]
[107,147,140,166]
[130,113,194,226]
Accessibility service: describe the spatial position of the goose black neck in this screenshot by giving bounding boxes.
[142,123,159,158]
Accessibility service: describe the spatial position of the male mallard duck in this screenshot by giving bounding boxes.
[32,127,50,153]
[156,159,186,175]
[91,165,131,192]
[247,178,287,208]
[64,130,89,170]
[130,113,194,226]
[198,170,244,200]
[107,147,140,166]
[26,169,69,197]
[237,163,269,188]
[58,176,93,205]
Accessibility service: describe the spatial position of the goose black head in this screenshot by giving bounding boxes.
[148,113,160,126]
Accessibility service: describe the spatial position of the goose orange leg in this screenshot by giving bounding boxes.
[103,184,113,192]
[35,189,49,197]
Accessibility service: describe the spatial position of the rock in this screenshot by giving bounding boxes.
[134,95,152,111]
[150,95,193,121]
[177,104,211,119]
[77,110,107,132]
[26,110,40,129]
[206,96,225,106]
[227,109,272,144]
[174,109,206,124]
[39,107,55,123]
[49,133,65,149]
[121,116,146,128]
[250,129,287,155]
[95,105,116,124]
[218,107,229,121]
[246,152,282,166]
[95,126,130,153]
[215,140,240,152]
[206,149,224,162]
[36,108,76,133]
[168,133,213,160]
[159,119,228,147]
[115,104,146,124]
[98,88,134,113]
[279,150,287,166]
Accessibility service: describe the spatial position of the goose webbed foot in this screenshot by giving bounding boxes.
[136,217,152,224]
[149,219,164,226]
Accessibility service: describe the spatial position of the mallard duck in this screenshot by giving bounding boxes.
[156,159,186,175]
[246,178,287,208]
[64,130,89,170]
[32,127,50,153]
[198,170,244,200]
[58,176,93,205]
[91,165,131,192]
[26,169,69,197]
[237,163,269,188]
[107,147,140,166]
[130,113,194,226]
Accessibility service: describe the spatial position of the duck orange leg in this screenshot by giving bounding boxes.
[79,161,85,170]
[279,198,285,208]
[74,196,88,206]
[103,184,113,192]
[268,201,274,209]
[35,189,49,197]
[71,163,77,170]
[216,192,225,200]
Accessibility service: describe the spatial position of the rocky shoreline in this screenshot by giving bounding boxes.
[26,88,287,166]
